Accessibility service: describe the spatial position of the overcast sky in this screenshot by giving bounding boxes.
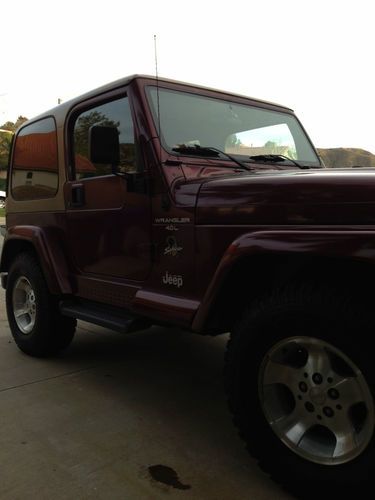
[1,0,374,153]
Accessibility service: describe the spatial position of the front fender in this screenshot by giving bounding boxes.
[1,225,73,295]
[192,229,375,331]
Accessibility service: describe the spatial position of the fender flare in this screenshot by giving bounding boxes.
[1,225,73,295]
[192,229,375,331]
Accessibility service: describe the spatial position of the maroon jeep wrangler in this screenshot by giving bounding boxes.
[1,75,374,497]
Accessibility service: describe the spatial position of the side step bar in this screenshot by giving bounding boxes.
[60,300,151,334]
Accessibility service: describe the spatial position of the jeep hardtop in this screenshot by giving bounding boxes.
[2,74,375,497]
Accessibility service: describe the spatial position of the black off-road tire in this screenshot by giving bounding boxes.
[225,286,375,499]
[6,253,76,357]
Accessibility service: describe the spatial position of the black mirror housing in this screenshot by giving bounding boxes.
[89,125,119,166]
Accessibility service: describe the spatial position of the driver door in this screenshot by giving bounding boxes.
[64,92,151,287]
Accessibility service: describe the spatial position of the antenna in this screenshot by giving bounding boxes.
[154,35,162,160]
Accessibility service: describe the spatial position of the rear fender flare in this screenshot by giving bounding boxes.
[1,225,73,295]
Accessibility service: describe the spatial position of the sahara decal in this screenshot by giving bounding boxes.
[164,236,183,257]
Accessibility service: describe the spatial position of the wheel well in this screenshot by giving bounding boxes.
[1,240,39,274]
[202,254,375,334]
[1,240,48,292]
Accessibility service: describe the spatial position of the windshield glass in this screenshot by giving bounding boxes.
[147,87,320,166]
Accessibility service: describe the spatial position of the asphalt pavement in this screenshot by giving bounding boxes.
[0,227,291,499]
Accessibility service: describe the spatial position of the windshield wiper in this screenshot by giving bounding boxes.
[249,154,311,169]
[172,145,251,171]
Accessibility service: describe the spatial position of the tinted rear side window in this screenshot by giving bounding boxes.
[12,117,58,200]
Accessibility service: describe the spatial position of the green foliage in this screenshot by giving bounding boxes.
[0,116,28,171]
[264,140,277,150]
[0,130,13,170]
[1,116,28,132]
[74,111,119,160]
[226,134,242,147]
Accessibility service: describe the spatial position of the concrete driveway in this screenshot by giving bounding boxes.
[0,229,291,500]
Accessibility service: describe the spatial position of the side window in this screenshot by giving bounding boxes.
[73,96,136,180]
[12,117,58,200]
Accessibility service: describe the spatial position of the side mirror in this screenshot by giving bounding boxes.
[89,125,119,168]
[88,125,147,193]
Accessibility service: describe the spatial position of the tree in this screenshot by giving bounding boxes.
[264,140,278,152]
[226,134,242,148]
[1,116,28,133]
[0,116,29,170]
[0,129,14,170]
[74,110,119,159]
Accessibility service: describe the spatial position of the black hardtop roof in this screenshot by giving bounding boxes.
[23,74,294,127]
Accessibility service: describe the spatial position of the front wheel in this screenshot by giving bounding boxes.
[225,287,375,498]
[6,253,76,357]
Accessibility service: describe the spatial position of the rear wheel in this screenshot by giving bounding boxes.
[6,253,76,357]
[225,287,375,498]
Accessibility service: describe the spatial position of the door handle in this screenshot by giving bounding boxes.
[71,184,85,207]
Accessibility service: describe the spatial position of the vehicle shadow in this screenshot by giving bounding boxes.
[59,324,234,442]
[48,323,292,499]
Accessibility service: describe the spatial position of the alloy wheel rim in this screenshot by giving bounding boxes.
[12,276,37,334]
[258,336,374,465]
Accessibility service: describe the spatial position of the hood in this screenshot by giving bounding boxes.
[195,168,375,225]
